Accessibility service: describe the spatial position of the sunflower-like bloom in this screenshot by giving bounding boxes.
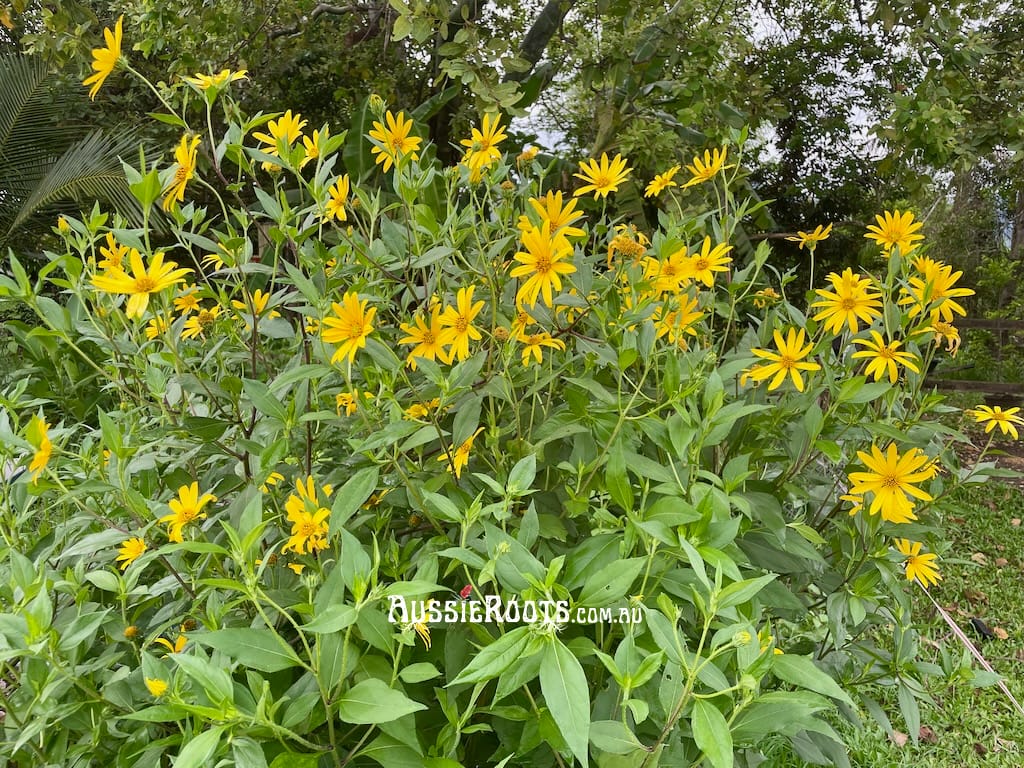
[300,127,327,168]
[183,69,247,90]
[654,295,704,348]
[967,405,1024,440]
[154,630,187,655]
[899,257,974,323]
[811,268,882,334]
[399,303,451,369]
[847,443,934,524]
[162,135,201,212]
[404,399,442,421]
[180,304,222,340]
[923,320,961,355]
[98,232,128,270]
[518,331,565,366]
[145,315,169,340]
[643,248,690,295]
[438,427,484,479]
[173,286,200,315]
[682,147,734,188]
[894,539,941,588]
[460,113,507,178]
[864,209,924,255]
[753,287,780,309]
[336,390,371,417]
[851,331,920,384]
[282,476,331,554]
[519,191,586,240]
[682,237,732,287]
[115,537,147,570]
[159,482,217,543]
[231,289,279,319]
[92,250,192,319]
[253,110,307,170]
[368,110,422,172]
[511,223,576,308]
[83,16,123,100]
[645,165,681,197]
[145,678,168,697]
[324,175,350,222]
[573,153,632,199]
[742,328,820,392]
[517,146,539,164]
[438,286,485,362]
[322,292,376,365]
[607,224,650,267]
[785,223,832,250]
[27,415,52,482]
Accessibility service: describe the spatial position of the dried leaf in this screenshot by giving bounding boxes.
[963,588,989,605]
[1011,518,1021,527]
[974,742,988,756]
[993,627,1009,641]
[970,552,988,565]
[919,726,938,744]
[891,730,909,747]
[995,557,1009,568]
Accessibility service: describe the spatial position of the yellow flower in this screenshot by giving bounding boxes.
[518,331,565,366]
[412,599,436,649]
[923,321,961,355]
[98,232,128,270]
[851,331,920,383]
[57,215,71,233]
[899,256,973,323]
[654,295,704,348]
[785,223,833,250]
[145,315,169,340]
[894,539,941,588]
[438,286,485,362]
[180,304,222,340]
[399,304,452,368]
[287,562,306,575]
[162,135,201,212]
[173,286,200,315]
[643,248,690,295]
[608,224,650,267]
[183,69,247,90]
[460,113,507,176]
[282,476,331,554]
[682,147,733,188]
[92,250,192,319]
[158,482,217,543]
[336,389,372,416]
[511,223,576,308]
[967,405,1024,440]
[300,127,327,168]
[742,328,820,392]
[404,399,442,420]
[144,678,168,697]
[368,110,422,172]
[510,307,536,337]
[645,165,681,197]
[682,237,733,287]
[322,292,376,365]
[520,191,586,240]
[841,493,864,516]
[260,471,284,493]
[83,15,123,100]
[439,427,484,479]
[154,631,187,655]
[27,415,52,482]
[324,175,351,222]
[517,146,539,164]
[115,537,146,570]
[253,110,307,170]
[847,443,934,524]
[810,268,882,334]
[124,625,138,639]
[864,209,924,255]
[231,289,279,320]
[573,152,632,198]
[753,287,780,309]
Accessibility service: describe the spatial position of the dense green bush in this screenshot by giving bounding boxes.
[0,21,1018,768]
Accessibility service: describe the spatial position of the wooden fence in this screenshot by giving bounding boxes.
[924,318,1024,396]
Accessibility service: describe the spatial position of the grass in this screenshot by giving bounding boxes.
[762,480,1024,766]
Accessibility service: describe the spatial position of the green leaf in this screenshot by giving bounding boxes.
[449,626,533,685]
[195,628,302,673]
[171,653,234,704]
[329,466,380,536]
[242,378,288,422]
[716,574,777,611]
[172,725,225,768]
[268,753,319,768]
[577,557,645,608]
[336,678,427,724]
[303,604,359,634]
[399,663,440,683]
[772,654,855,708]
[539,638,591,768]
[589,720,644,754]
[692,699,732,768]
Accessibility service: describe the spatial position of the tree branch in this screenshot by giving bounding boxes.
[505,0,578,83]
[267,2,376,40]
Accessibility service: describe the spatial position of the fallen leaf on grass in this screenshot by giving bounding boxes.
[1012,518,1021,527]
[974,742,987,756]
[993,627,1009,640]
[891,730,908,747]
[970,552,989,565]
[995,557,1009,567]
[919,726,938,744]
[963,588,989,605]
[951,516,966,524]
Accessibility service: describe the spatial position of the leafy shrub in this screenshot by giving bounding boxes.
[0,30,1011,768]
